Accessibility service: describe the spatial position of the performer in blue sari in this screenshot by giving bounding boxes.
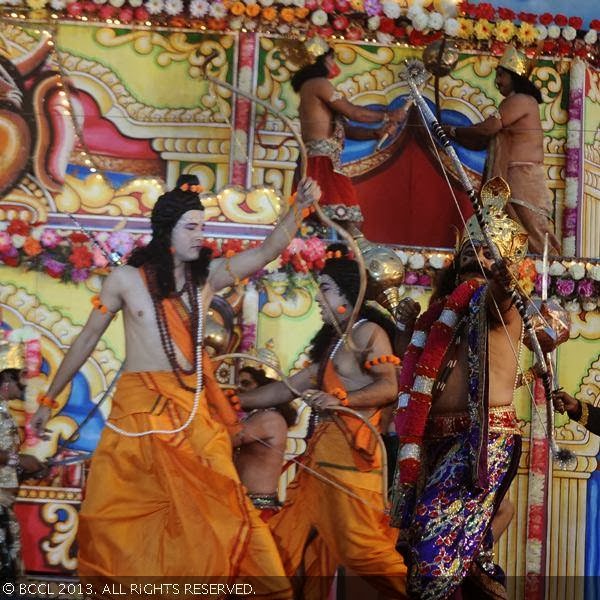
[392,178,528,599]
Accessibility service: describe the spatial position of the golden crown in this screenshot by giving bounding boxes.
[0,339,25,373]
[240,339,281,381]
[457,177,528,262]
[279,36,330,70]
[498,45,531,78]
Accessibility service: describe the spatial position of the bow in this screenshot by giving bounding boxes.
[403,61,569,461]
[200,52,369,345]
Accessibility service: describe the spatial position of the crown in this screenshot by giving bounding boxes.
[0,338,25,372]
[279,36,330,70]
[457,177,528,262]
[240,339,281,381]
[498,45,531,78]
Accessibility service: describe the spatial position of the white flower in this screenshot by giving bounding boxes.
[584,29,598,45]
[292,0,305,6]
[428,11,444,31]
[562,25,577,41]
[189,0,208,17]
[549,261,566,276]
[535,25,548,40]
[50,0,67,8]
[367,15,380,31]
[277,23,291,34]
[428,254,447,269]
[562,236,576,257]
[12,234,25,249]
[376,31,394,44]
[244,18,258,30]
[588,265,600,281]
[311,9,328,26]
[145,0,163,14]
[582,299,598,312]
[209,1,226,18]
[439,0,458,18]
[395,250,408,265]
[164,0,182,14]
[259,0,274,6]
[568,262,586,280]
[109,0,124,6]
[129,0,143,6]
[280,0,292,5]
[408,253,425,269]
[564,299,581,313]
[382,1,400,19]
[412,12,429,32]
[31,226,44,241]
[229,16,243,29]
[444,18,459,36]
[548,25,561,39]
[406,5,425,22]
[534,260,544,273]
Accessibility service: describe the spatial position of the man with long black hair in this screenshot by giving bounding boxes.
[444,45,560,255]
[286,38,407,226]
[239,244,408,599]
[30,176,320,592]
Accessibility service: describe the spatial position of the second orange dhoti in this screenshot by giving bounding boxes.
[77,370,291,599]
[268,420,407,599]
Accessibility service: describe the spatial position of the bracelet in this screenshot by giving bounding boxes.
[6,452,19,469]
[224,257,241,286]
[330,387,349,407]
[37,393,58,409]
[580,401,590,428]
[364,354,401,370]
[91,295,114,315]
[288,193,316,221]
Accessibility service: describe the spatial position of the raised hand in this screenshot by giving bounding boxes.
[295,177,322,210]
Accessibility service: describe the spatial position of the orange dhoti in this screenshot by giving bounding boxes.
[77,369,291,598]
[269,420,406,599]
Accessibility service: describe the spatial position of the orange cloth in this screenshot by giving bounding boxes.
[77,281,291,597]
[323,360,382,471]
[269,421,407,599]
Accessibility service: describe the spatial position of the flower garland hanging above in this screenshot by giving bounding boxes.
[4,0,599,64]
[1,219,597,311]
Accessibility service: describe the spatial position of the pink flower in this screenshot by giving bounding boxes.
[404,271,419,285]
[107,231,134,256]
[555,278,575,297]
[0,231,11,254]
[286,238,305,255]
[40,229,61,249]
[577,279,595,298]
[92,246,109,268]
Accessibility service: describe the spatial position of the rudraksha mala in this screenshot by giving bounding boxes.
[146,264,200,392]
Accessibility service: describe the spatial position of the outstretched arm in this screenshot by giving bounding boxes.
[310,324,398,410]
[30,269,124,437]
[239,364,319,409]
[208,178,321,291]
[314,79,406,124]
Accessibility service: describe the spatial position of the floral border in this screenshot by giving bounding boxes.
[2,1,599,64]
[1,219,598,311]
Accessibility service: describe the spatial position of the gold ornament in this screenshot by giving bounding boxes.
[498,44,531,77]
[524,300,571,354]
[278,36,331,70]
[351,227,405,317]
[240,339,282,381]
[422,39,460,77]
[457,177,528,262]
[0,339,25,372]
